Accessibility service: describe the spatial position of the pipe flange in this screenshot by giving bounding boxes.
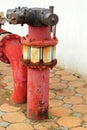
[21,58,57,69]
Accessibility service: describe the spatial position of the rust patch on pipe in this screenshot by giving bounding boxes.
[27,108,48,120]
[38,108,48,119]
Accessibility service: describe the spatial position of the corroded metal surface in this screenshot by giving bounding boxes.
[6,7,59,26]
[0,29,27,104]
[27,68,49,120]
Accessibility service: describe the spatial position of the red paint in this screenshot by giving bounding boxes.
[21,26,58,47]
[27,68,49,120]
[24,26,51,120]
[21,36,58,47]
[28,26,51,41]
[0,30,27,104]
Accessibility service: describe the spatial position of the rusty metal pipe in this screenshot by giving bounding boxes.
[25,26,52,120]
[27,68,49,120]
[0,29,27,104]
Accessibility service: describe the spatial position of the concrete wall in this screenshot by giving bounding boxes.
[1,0,87,78]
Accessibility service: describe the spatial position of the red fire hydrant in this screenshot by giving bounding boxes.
[0,13,27,104]
[6,6,59,120]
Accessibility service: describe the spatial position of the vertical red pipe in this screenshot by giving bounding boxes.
[27,26,50,120]
[27,68,49,120]
[29,26,51,41]
[0,33,27,104]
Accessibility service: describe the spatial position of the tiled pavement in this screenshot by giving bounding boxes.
[0,61,87,130]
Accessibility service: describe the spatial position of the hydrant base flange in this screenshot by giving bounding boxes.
[21,58,57,69]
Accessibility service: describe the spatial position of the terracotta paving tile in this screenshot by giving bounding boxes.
[6,82,13,87]
[34,124,48,130]
[5,86,13,90]
[2,112,26,123]
[50,82,68,90]
[82,114,87,122]
[57,82,68,89]
[0,66,10,70]
[63,96,84,105]
[49,83,59,90]
[3,76,13,83]
[2,79,12,84]
[49,99,63,108]
[49,77,60,84]
[69,81,86,88]
[7,123,33,130]
[68,86,75,90]
[83,95,87,100]
[55,74,61,78]
[57,89,75,96]
[49,107,72,117]
[0,127,5,130]
[0,104,20,112]
[49,73,55,78]
[49,92,56,99]
[3,75,12,80]
[76,88,87,95]
[57,116,82,128]
[72,104,87,113]
[42,121,58,129]
[0,69,12,75]
[70,127,87,130]
[61,75,78,81]
[55,70,69,76]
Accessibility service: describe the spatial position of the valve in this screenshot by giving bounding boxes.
[6,6,59,26]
